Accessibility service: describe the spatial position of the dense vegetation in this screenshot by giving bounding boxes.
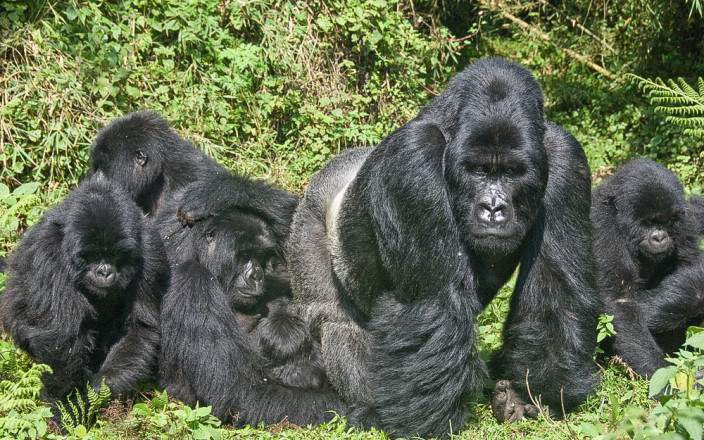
[0,1,703,438]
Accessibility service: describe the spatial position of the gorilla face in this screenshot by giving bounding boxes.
[445,115,547,256]
[618,182,685,263]
[76,242,140,295]
[91,139,164,206]
[196,211,284,309]
[62,182,143,298]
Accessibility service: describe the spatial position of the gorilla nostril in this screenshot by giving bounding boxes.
[249,265,264,282]
[96,263,114,278]
[478,199,509,225]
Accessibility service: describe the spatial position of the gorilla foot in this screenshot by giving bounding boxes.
[176,207,198,227]
[348,404,381,431]
[491,380,541,423]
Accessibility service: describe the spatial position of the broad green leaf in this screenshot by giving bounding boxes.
[679,416,703,440]
[13,182,40,196]
[685,330,704,350]
[649,366,678,397]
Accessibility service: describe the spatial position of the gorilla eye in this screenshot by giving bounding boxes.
[135,150,148,167]
[266,256,284,272]
[504,167,520,177]
[465,163,488,175]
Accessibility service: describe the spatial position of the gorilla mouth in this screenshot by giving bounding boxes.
[639,240,673,258]
[86,273,117,289]
[474,230,516,239]
[471,225,520,239]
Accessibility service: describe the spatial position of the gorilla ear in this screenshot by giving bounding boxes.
[604,194,618,215]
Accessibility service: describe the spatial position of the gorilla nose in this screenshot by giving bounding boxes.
[650,230,667,244]
[477,197,509,225]
[249,265,264,282]
[96,263,114,279]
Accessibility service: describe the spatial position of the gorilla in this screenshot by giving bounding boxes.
[89,110,222,216]
[157,177,342,425]
[592,159,704,377]
[0,174,167,401]
[159,171,299,260]
[287,57,599,437]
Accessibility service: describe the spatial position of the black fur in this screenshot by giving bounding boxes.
[156,177,344,425]
[688,195,704,235]
[158,264,344,426]
[158,171,299,261]
[89,110,221,216]
[592,159,704,377]
[0,174,166,401]
[288,57,599,437]
[252,298,329,390]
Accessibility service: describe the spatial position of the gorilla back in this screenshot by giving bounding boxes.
[288,57,599,437]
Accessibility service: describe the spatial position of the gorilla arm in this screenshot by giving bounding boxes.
[91,231,165,396]
[344,122,486,437]
[494,123,600,413]
[2,220,94,398]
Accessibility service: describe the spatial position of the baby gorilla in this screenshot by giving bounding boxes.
[592,159,704,377]
[1,174,167,401]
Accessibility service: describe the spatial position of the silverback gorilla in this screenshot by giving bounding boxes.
[287,57,600,437]
[1,174,166,401]
[592,159,704,377]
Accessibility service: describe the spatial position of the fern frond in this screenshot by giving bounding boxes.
[630,74,704,138]
[57,382,112,434]
[0,363,51,413]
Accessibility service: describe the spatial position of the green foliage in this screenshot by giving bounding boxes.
[583,327,704,439]
[597,314,617,343]
[0,181,64,256]
[130,391,221,439]
[594,314,616,357]
[57,381,112,437]
[0,362,53,440]
[0,0,461,190]
[1,1,704,439]
[633,75,704,138]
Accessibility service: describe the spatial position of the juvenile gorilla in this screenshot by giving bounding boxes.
[155,173,314,384]
[0,175,167,401]
[157,181,341,425]
[592,159,704,377]
[288,57,599,437]
[89,110,222,216]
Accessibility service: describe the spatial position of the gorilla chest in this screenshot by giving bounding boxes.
[472,253,520,307]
